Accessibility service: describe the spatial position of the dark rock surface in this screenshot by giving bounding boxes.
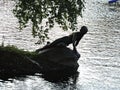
[0,46,80,79]
[34,47,80,74]
[0,49,40,78]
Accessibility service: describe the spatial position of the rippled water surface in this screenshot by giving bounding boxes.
[0,0,120,90]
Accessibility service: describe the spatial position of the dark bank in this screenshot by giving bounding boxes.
[0,45,80,81]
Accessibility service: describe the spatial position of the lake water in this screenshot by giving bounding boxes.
[0,0,120,90]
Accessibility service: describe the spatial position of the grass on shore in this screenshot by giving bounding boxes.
[0,45,37,58]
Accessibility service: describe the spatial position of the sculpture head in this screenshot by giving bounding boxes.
[80,26,88,34]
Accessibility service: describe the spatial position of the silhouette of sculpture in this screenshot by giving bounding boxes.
[36,26,88,52]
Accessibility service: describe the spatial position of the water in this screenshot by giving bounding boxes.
[0,0,120,90]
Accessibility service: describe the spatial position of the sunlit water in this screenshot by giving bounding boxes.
[0,0,120,90]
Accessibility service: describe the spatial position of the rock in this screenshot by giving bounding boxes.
[0,46,80,79]
[34,47,80,74]
[0,49,40,79]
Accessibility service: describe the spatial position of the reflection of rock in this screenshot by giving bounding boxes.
[34,47,80,74]
[42,71,79,83]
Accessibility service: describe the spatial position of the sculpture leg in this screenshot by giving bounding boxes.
[73,46,80,58]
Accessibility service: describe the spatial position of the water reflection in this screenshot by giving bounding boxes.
[41,72,79,83]
[0,72,79,90]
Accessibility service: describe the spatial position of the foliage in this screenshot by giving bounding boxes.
[13,0,84,43]
[0,45,37,57]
